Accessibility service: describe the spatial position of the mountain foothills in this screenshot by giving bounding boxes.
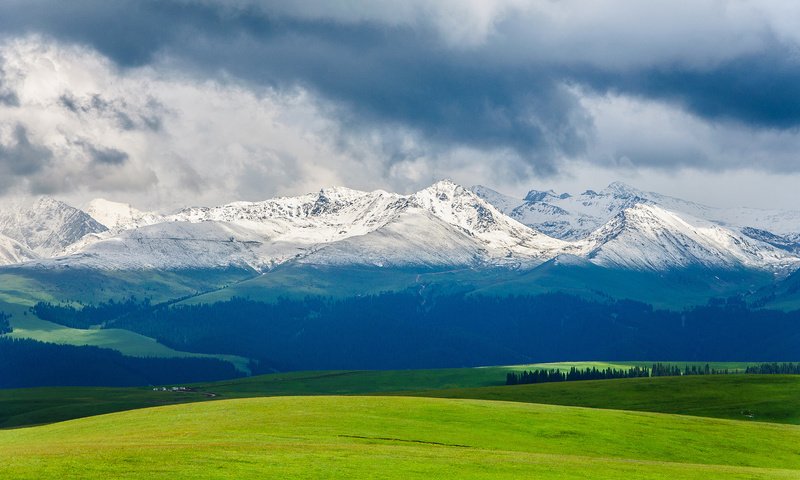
[0,180,798,274]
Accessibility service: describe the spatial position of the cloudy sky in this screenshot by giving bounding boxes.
[0,0,799,210]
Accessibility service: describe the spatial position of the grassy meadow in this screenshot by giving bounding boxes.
[2,363,799,429]
[1,396,800,479]
[2,362,799,478]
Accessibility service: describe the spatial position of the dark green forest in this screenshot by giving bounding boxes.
[0,337,242,388]
[30,292,800,371]
[0,312,10,335]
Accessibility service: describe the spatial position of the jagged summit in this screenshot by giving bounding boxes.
[0,196,106,257]
[577,204,797,271]
[603,181,641,197]
[472,181,800,244]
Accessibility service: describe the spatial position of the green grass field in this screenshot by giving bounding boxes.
[2,396,799,479]
[413,374,800,424]
[0,365,527,428]
[2,364,798,429]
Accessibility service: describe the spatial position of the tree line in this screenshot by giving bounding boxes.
[506,365,650,385]
[0,312,10,335]
[506,362,800,385]
[0,337,243,388]
[31,297,150,330]
[745,362,800,374]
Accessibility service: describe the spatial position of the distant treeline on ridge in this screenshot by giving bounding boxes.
[506,362,800,385]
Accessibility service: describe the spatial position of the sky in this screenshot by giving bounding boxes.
[0,0,799,211]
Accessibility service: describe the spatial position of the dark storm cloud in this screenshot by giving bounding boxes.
[0,0,591,171]
[0,62,19,107]
[1,0,799,173]
[83,144,129,166]
[0,124,51,193]
[59,92,164,132]
[574,47,800,130]
[0,125,51,176]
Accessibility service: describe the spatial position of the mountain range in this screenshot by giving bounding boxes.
[2,180,800,380]
[0,180,798,277]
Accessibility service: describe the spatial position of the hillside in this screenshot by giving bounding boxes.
[1,396,799,479]
[2,366,799,429]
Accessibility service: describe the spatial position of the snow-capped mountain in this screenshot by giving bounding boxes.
[576,203,798,272]
[472,182,800,243]
[1,181,798,273]
[293,181,567,268]
[54,181,566,270]
[0,197,107,259]
[471,183,643,240]
[85,198,164,232]
[60,221,267,270]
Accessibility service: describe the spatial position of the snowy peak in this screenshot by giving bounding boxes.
[523,189,571,203]
[1,181,798,274]
[170,187,402,246]
[602,181,643,198]
[86,198,163,231]
[581,204,798,271]
[0,196,107,256]
[411,180,498,232]
[408,180,567,259]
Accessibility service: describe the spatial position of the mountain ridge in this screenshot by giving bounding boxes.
[0,181,798,275]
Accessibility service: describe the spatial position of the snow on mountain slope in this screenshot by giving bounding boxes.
[0,233,37,266]
[468,185,520,213]
[2,181,797,273]
[50,221,268,270]
[578,203,800,272]
[169,186,403,245]
[472,182,800,241]
[296,208,489,267]
[409,181,567,260]
[472,183,648,240]
[296,181,566,268]
[56,181,565,270]
[85,198,164,231]
[0,197,107,256]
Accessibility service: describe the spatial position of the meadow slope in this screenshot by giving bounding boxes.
[3,367,799,429]
[1,396,800,479]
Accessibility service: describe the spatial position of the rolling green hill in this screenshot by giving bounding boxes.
[2,396,800,479]
[413,374,800,424]
[2,364,797,429]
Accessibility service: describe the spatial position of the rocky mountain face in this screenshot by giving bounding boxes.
[0,197,107,259]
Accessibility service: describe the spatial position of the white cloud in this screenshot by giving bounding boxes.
[0,36,387,208]
[1,33,799,212]
[579,89,800,172]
